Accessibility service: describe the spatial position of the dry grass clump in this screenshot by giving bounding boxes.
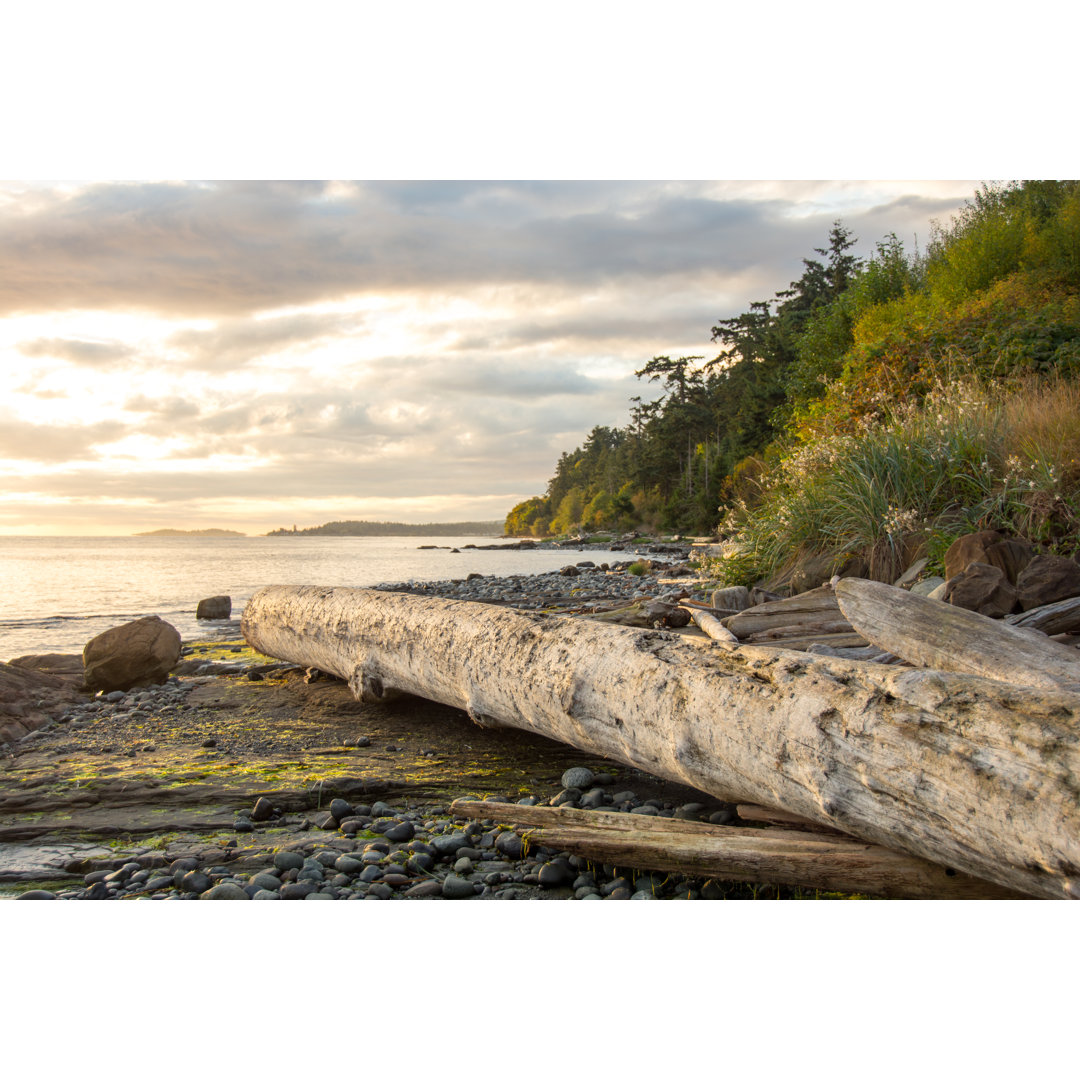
[714,373,1080,585]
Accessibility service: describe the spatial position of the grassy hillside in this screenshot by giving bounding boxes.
[508,180,1080,584]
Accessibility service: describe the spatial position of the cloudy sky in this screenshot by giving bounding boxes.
[0,178,986,535]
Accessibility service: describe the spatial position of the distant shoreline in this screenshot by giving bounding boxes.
[266,519,505,537]
[133,529,247,537]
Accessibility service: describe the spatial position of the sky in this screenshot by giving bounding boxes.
[0,178,982,536]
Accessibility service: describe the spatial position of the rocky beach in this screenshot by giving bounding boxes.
[3,545,796,901]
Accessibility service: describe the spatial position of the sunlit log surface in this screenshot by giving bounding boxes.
[243,585,1080,899]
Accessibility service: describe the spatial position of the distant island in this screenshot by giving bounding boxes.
[134,528,247,537]
[266,520,504,537]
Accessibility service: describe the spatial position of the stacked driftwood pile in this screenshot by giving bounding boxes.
[242,537,1080,901]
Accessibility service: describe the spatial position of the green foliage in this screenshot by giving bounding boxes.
[715,375,1080,586]
[507,182,1080,554]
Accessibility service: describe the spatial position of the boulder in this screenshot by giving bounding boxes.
[196,595,232,620]
[1016,554,1080,611]
[82,615,182,692]
[943,530,1004,581]
[942,562,1018,619]
[983,538,1036,585]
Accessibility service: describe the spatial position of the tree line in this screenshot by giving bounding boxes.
[506,180,1080,538]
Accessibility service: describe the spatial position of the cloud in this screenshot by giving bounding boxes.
[0,181,976,320]
[165,309,366,368]
[0,416,126,462]
[17,336,136,367]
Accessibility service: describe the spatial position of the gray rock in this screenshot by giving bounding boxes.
[248,872,283,892]
[15,890,56,899]
[334,855,363,875]
[329,798,353,821]
[383,819,415,843]
[201,882,250,900]
[196,595,232,620]
[179,871,211,894]
[494,830,524,859]
[561,766,595,789]
[280,881,318,900]
[537,860,572,888]
[252,889,280,900]
[251,797,274,822]
[273,850,305,872]
[442,874,476,899]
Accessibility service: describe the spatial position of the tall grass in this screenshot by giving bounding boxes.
[714,374,1080,586]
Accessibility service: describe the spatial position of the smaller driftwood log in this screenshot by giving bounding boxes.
[449,800,1026,899]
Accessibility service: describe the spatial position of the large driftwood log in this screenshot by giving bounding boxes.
[448,800,1026,899]
[835,578,1080,692]
[242,585,1080,899]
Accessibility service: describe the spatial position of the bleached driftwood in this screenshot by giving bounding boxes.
[680,606,738,643]
[448,800,1027,899]
[835,578,1080,692]
[242,585,1080,898]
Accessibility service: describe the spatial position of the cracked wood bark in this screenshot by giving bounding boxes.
[241,584,1080,899]
[448,800,1027,899]
[835,578,1080,693]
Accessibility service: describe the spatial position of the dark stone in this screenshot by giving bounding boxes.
[943,562,1018,617]
[273,850,305,872]
[402,879,444,897]
[944,530,1004,581]
[537,859,572,888]
[494,831,524,859]
[233,819,254,832]
[280,881,318,900]
[407,853,435,874]
[983,538,1036,584]
[251,797,274,822]
[383,819,415,843]
[196,595,232,620]
[442,874,476,899]
[328,798,353,821]
[15,889,56,899]
[201,882,249,900]
[85,881,109,900]
[179,871,212,894]
[1016,554,1080,611]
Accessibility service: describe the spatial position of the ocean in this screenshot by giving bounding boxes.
[0,534,613,660]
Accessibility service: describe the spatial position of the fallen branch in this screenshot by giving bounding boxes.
[449,800,1027,899]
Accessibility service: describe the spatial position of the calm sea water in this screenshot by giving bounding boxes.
[0,535,611,660]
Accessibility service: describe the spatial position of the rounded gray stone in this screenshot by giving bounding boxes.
[561,766,595,789]
[442,873,476,899]
[273,850,305,872]
[201,882,250,900]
